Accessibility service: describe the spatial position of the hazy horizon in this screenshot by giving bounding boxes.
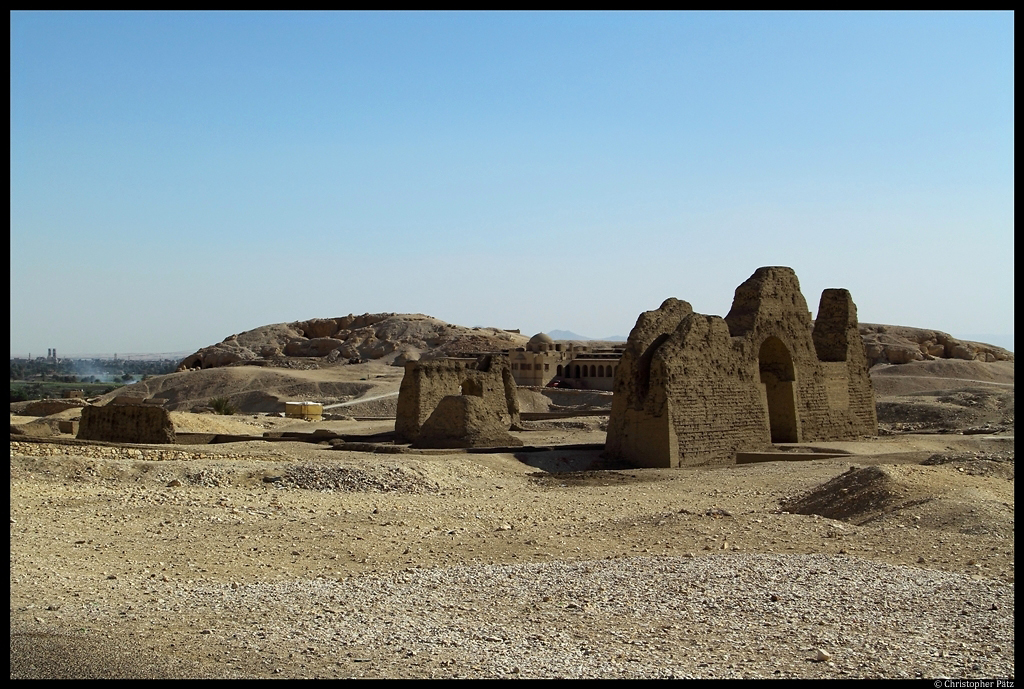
[11,12,1013,357]
[8,323,1014,360]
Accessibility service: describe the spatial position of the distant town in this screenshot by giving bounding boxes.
[10,351,180,402]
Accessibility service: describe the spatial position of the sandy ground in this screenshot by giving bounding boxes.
[9,359,1015,679]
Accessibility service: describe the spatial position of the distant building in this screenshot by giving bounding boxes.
[507,333,624,391]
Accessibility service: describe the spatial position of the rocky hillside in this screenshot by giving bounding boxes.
[176,313,1011,373]
[177,313,530,371]
[859,324,1013,367]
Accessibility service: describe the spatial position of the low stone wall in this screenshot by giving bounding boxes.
[9,441,243,461]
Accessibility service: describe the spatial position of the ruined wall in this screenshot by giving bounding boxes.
[23,398,89,417]
[77,404,176,444]
[605,298,693,467]
[606,267,877,468]
[804,289,878,439]
[395,354,520,443]
[412,395,524,449]
[663,314,771,466]
[723,266,827,448]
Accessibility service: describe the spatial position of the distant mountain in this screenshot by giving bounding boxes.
[546,330,627,342]
[545,330,592,341]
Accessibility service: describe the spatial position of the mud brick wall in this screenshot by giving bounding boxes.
[77,404,176,444]
[395,354,520,443]
[412,395,523,449]
[606,267,877,468]
[605,298,693,466]
[664,315,771,467]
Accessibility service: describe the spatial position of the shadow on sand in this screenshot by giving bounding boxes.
[511,445,635,473]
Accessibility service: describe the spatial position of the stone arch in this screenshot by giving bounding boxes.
[590,365,597,377]
[598,365,604,377]
[574,365,581,378]
[759,337,798,443]
[557,364,563,376]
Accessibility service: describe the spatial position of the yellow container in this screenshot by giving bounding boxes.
[284,401,323,421]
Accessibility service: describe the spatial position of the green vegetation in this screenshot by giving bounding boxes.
[10,356,178,403]
[10,381,124,403]
[10,357,177,382]
[210,397,236,415]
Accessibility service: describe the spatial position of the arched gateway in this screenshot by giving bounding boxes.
[758,337,799,443]
[605,267,878,468]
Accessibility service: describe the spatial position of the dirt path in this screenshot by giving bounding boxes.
[324,391,400,409]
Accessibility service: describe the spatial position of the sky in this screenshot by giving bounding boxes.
[10,11,1015,357]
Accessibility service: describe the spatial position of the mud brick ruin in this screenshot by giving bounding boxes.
[412,395,523,449]
[395,353,520,445]
[606,267,877,468]
[77,403,176,444]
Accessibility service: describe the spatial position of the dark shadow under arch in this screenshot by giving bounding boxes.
[759,337,798,443]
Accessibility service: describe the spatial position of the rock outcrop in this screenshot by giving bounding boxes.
[176,311,1010,375]
[22,398,89,417]
[177,313,529,371]
[859,324,1013,368]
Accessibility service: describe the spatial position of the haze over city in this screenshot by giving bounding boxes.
[10,11,1014,357]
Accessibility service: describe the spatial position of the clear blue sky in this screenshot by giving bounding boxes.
[11,11,1014,356]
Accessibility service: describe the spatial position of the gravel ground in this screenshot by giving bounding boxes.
[10,555,1013,679]
[10,428,1015,679]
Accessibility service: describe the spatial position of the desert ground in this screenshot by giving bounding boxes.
[10,356,1014,679]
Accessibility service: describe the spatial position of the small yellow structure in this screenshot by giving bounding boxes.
[284,401,323,421]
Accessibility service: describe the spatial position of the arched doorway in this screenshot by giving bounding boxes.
[759,337,799,443]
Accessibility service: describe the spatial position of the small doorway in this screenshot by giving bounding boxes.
[758,337,799,443]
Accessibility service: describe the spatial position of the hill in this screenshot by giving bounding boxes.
[177,313,529,371]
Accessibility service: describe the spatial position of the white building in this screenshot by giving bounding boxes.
[508,333,623,391]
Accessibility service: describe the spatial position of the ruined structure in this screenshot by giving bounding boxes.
[509,333,624,391]
[412,395,523,449]
[23,398,89,417]
[605,267,877,468]
[395,353,520,444]
[77,403,176,444]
